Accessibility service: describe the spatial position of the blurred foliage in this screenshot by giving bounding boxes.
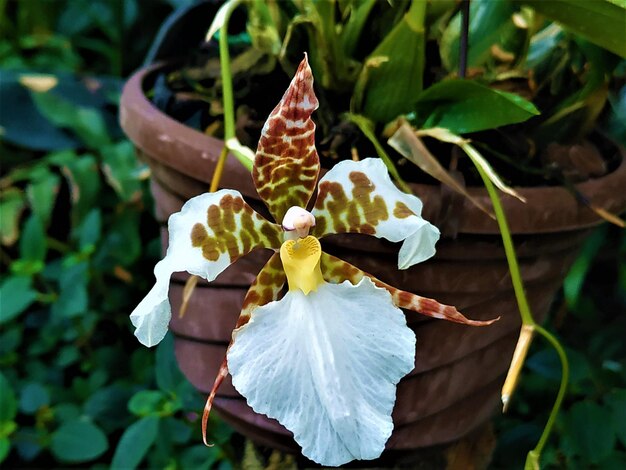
[0,0,236,468]
[1,1,625,469]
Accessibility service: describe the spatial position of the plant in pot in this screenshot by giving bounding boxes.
[120,0,626,467]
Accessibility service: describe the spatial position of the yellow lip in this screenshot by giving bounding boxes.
[280,236,325,295]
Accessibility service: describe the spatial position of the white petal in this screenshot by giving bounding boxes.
[312,158,440,269]
[130,189,281,347]
[227,277,416,466]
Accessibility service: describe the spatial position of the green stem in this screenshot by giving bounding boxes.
[463,142,534,326]
[462,141,569,466]
[219,0,241,141]
[532,324,569,457]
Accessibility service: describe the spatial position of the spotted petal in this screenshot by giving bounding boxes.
[312,158,440,269]
[130,190,282,347]
[253,55,320,222]
[227,278,415,466]
[320,253,499,326]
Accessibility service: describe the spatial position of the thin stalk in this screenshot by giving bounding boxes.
[210,0,242,192]
[465,142,569,467]
[532,324,569,457]
[463,142,533,325]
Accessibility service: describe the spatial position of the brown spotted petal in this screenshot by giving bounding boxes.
[320,252,499,326]
[253,54,320,222]
[130,190,282,347]
[202,253,285,444]
[312,158,441,269]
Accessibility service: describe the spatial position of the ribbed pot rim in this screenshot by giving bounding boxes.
[120,62,626,235]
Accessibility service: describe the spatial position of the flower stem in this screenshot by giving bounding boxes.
[210,0,243,192]
[463,142,569,466]
[532,324,569,457]
[462,143,533,325]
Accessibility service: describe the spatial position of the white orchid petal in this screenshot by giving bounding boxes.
[312,158,440,269]
[130,189,282,347]
[227,277,416,466]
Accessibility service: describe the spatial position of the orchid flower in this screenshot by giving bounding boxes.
[130,55,497,466]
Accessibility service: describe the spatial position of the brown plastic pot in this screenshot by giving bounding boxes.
[120,63,626,461]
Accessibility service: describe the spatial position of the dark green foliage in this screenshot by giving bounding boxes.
[0,2,235,467]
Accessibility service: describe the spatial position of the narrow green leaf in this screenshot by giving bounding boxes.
[27,170,60,226]
[0,276,38,324]
[0,372,17,422]
[111,416,159,470]
[413,79,539,134]
[0,189,25,246]
[50,419,108,463]
[61,154,101,225]
[101,141,143,201]
[19,215,47,263]
[521,0,626,57]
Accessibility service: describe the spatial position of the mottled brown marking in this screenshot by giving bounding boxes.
[313,173,390,237]
[191,224,208,247]
[260,223,281,247]
[190,196,281,264]
[394,201,414,219]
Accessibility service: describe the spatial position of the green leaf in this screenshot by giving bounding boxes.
[0,372,17,422]
[19,215,47,264]
[27,170,61,226]
[51,262,89,319]
[180,445,219,470]
[155,334,186,394]
[111,416,159,470]
[0,189,25,246]
[0,276,38,324]
[413,79,539,133]
[564,401,616,464]
[101,141,143,201]
[75,209,102,251]
[358,1,427,123]
[521,0,626,58]
[30,91,111,149]
[606,390,626,447]
[61,154,101,225]
[0,437,10,463]
[128,390,168,417]
[50,419,108,463]
[19,383,50,414]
